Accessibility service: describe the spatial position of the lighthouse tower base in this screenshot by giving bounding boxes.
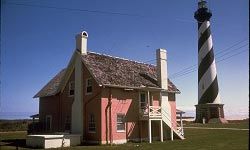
[195,104,228,124]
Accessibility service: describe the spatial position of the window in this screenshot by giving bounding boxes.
[140,93,147,109]
[69,81,75,96]
[45,115,52,131]
[88,114,96,133]
[117,114,125,132]
[64,115,71,131]
[86,78,93,94]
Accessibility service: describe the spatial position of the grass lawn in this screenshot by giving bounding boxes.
[0,131,27,150]
[0,122,249,150]
[184,120,249,129]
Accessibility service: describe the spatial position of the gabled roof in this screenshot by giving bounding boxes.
[34,69,66,98]
[34,51,180,98]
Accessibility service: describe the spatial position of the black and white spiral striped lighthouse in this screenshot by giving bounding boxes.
[194,0,227,123]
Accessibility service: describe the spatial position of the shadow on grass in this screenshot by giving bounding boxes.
[1,139,30,149]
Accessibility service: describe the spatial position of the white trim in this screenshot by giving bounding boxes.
[116,130,125,133]
[160,119,163,142]
[148,119,152,143]
[116,114,126,132]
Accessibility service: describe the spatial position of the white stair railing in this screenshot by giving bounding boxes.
[161,108,184,138]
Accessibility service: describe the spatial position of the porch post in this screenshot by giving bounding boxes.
[160,120,163,142]
[180,113,184,136]
[147,90,150,106]
[171,128,173,141]
[148,119,152,143]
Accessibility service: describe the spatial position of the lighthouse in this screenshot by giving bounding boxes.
[194,0,227,123]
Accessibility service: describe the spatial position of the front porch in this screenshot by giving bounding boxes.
[138,90,184,143]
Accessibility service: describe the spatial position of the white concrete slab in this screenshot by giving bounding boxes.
[26,134,81,149]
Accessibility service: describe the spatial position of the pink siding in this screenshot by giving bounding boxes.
[101,88,140,143]
[168,93,177,129]
[39,69,178,143]
[153,100,159,106]
[169,101,176,128]
[152,93,160,106]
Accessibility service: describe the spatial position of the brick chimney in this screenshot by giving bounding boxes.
[75,31,88,55]
[156,48,168,90]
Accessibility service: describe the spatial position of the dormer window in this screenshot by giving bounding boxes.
[86,78,93,94]
[69,81,75,96]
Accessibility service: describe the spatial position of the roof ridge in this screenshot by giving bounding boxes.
[88,50,156,67]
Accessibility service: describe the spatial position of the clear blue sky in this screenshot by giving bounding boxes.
[1,0,249,119]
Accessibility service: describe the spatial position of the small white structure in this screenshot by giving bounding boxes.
[26,134,81,149]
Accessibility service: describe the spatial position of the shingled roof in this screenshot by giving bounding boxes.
[82,52,179,92]
[34,51,180,98]
[34,69,66,98]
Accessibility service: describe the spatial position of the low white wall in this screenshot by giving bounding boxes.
[26,134,81,149]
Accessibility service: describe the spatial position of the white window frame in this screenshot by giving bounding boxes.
[86,78,93,95]
[45,115,52,131]
[116,114,125,132]
[88,114,96,133]
[140,92,147,110]
[68,81,75,97]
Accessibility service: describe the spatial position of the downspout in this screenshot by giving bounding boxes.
[105,101,109,144]
[84,90,102,142]
[108,88,113,145]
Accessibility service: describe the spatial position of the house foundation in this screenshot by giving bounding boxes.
[195,104,228,123]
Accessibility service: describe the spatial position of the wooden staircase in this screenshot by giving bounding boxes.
[162,107,185,140]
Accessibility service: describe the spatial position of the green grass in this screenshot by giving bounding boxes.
[0,131,28,150]
[0,120,31,132]
[184,120,249,129]
[0,122,249,150]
